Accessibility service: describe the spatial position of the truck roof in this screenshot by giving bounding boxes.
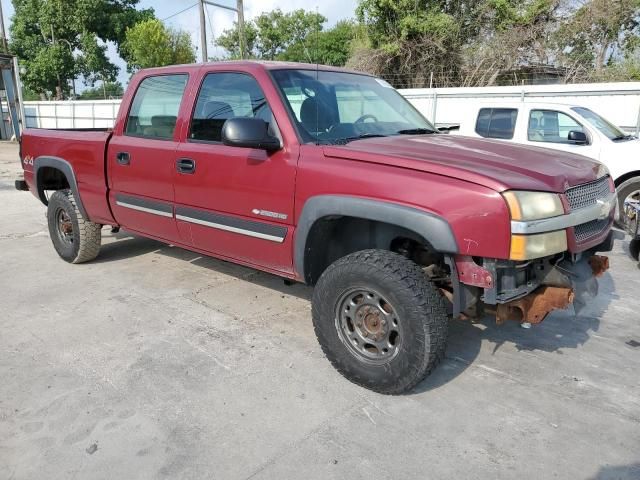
[134,60,372,77]
[471,101,584,110]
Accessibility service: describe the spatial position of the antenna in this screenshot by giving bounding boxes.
[315,5,319,146]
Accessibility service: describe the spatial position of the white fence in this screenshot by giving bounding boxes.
[399,82,640,133]
[24,99,121,129]
[22,82,640,133]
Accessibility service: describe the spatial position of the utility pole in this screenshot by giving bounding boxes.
[199,0,208,63]
[236,0,246,59]
[203,1,246,60]
[0,0,7,53]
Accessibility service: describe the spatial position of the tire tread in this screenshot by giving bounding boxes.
[312,249,448,394]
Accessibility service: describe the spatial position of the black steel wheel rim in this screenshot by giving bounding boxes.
[55,207,74,245]
[335,288,403,365]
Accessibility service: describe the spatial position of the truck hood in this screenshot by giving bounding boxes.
[323,134,604,193]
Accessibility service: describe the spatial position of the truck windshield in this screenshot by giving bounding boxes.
[271,69,436,144]
[572,107,630,141]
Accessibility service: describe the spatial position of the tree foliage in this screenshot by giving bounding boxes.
[122,18,195,71]
[78,81,123,99]
[9,0,152,98]
[556,0,640,74]
[279,21,360,65]
[349,0,640,87]
[216,8,351,62]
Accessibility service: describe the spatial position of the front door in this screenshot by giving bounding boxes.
[522,108,600,159]
[108,74,189,241]
[173,71,297,273]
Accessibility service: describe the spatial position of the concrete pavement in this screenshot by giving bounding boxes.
[0,142,639,479]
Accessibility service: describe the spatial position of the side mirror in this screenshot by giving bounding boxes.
[221,117,281,152]
[568,130,588,145]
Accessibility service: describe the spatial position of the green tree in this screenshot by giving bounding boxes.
[351,0,560,87]
[78,81,124,99]
[556,0,640,75]
[351,0,467,87]
[280,21,359,65]
[122,18,195,71]
[216,9,326,60]
[10,0,153,98]
[215,21,258,59]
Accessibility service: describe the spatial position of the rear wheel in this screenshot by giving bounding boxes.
[47,189,101,263]
[312,249,449,394]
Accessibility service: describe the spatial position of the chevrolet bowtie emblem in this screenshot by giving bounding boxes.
[596,199,611,220]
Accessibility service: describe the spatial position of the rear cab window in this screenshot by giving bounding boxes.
[125,74,189,140]
[475,108,518,139]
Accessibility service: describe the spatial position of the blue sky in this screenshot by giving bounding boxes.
[0,0,359,88]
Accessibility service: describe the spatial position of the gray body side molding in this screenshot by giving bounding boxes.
[294,195,458,279]
[33,156,89,220]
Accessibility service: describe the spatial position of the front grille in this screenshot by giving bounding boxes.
[574,218,610,243]
[565,176,611,211]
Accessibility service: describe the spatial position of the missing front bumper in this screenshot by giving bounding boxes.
[494,254,609,324]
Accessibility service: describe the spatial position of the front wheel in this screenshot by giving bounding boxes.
[630,238,640,261]
[617,176,640,225]
[312,250,449,394]
[47,189,102,263]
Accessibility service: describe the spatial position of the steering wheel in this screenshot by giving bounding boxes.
[355,114,378,124]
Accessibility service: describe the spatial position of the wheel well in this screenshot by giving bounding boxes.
[303,216,444,285]
[37,166,70,202]
[614,171,640,187]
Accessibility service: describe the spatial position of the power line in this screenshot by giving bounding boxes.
[161,3,198,22]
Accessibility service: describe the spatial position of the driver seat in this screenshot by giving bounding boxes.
[300,97,334,135]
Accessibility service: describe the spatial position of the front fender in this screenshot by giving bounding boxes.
[294,195,458,280]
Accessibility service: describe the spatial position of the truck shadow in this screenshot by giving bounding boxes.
[95,232,618,393]
[414,270,617,393]
[586,463,640,480]
[94,231,313,301]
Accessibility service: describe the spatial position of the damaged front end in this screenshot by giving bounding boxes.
[449,232,613,325]
[445,174,618,325]
[493,254,609,324]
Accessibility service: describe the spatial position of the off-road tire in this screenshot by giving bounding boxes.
[312,249,449,394]
[630,238,640,261]
[617,176,640,224]
[47,189,101,263]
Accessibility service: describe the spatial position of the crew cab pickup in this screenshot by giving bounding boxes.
[16,61,615,394]
[455,102,640,217]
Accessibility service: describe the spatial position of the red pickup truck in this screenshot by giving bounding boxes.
[16,61,615,393]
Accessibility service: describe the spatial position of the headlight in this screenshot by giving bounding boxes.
[503,191,564,221]
[510,231,568,260]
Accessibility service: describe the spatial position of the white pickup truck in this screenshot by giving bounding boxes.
[455,102,640,215]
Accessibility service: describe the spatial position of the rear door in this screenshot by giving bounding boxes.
[107,74,189,241]
[173,70,298,273]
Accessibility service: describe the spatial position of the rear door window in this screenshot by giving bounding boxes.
[125,74,188,140]
[475,108,518,139]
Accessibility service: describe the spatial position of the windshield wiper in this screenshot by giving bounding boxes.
[396,128,437,135]
[612,134,634,141]
[333,133,387,145]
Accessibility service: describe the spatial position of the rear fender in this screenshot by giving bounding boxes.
[33,156,89,220]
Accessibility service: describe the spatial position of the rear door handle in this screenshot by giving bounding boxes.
[116,152,130,165]
[176,158,196,174]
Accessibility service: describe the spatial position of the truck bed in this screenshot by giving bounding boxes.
[21,128,115,225]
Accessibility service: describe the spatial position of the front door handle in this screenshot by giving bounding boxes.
[176,158,196,174]
[116,151,130,165]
